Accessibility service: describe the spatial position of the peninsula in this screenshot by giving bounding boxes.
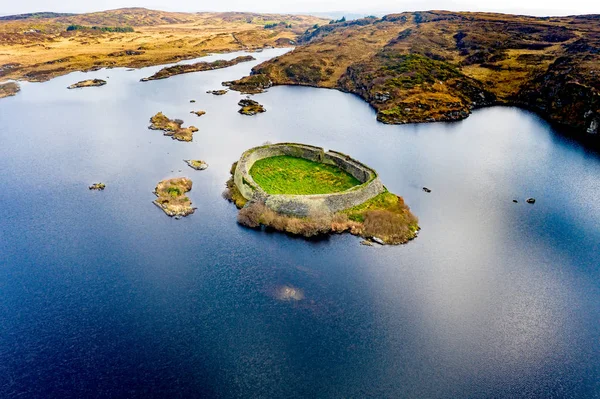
[67,79,106,89]
[140,55,255,81]
[224,143,419,244]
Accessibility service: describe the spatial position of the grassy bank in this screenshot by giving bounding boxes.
[249,155,360,195]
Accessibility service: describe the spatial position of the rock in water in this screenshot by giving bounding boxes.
[526,198,536,204]
[89,182,106,190]
[184,160,208,170]
[68,79,107,89]
[422,187,432,193]
[238,99,266,115]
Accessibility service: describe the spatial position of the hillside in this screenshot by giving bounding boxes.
[231,11,599,143]
[0,8,327,82]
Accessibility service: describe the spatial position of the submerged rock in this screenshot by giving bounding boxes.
[238,99,266,115]
[67,79,106,89]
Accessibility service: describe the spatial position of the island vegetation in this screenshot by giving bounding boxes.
[0,81,20,98]
[149,112,198,142]
[140,55,255,81]
[232,11,600,144]
[224,144,419,244]
[250,155,360,194]
[153,177,195,217]
[238,99,266,115]
[67,78,106,89]
[0,8,328,83]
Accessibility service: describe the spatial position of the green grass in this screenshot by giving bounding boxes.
[249,155,360,195]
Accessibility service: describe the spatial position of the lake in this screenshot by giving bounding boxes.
[0,48,599,398]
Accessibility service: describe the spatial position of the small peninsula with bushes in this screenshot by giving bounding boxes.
[153,177,195,217]
[223,143,419,244]
[149,112,198,142]
[67,79,106,89]
[140,55,255,81]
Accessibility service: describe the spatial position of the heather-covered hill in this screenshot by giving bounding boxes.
[235,11,600,143]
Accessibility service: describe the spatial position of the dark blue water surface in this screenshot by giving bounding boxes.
[1,49,599,398]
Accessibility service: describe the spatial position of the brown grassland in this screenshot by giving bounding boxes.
[0,8,328,82]
[231,11,600,143]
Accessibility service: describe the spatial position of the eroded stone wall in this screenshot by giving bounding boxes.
[234,143,385,216]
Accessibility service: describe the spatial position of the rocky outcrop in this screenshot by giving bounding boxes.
[206,89,228,95]
[184,160,208,170]
[190,110,206,117]
[153,177,195,217]
[140,55,255,81]
[67,79,106,89]
[223,74,273,94]
[238,99,266,115]
[515,57,600,142]
[148,112,198,142]
[0,81,20,98]
[89,182,106,190]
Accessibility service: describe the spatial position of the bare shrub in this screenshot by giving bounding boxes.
[237,202,266,228]
[363,210,415,243]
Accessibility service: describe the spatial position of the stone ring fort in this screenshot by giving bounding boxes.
[234,143,386,217]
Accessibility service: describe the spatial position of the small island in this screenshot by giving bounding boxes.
[184,159,208,170]
[140,55,255,82]
[0,82,20,98]
[190,110,206,117]
[153,177,195,217]
[149,112,198,142]
[89,182,106,190]
[238,99,266,115]
[223,143,419,244]
[206,89,228,95]
[67,79,107,89]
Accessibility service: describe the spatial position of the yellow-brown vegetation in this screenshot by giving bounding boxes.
[0,8,328,82]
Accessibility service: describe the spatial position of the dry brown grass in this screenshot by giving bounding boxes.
[0,9,328,82]
[153,177,195,217]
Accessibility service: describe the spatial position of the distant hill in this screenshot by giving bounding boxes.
[237,11,600,144]
[0,12,76,21]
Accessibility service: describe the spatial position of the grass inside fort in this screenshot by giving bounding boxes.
[249,155,360,195]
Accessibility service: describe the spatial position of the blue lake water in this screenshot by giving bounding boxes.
[0,48,599,398]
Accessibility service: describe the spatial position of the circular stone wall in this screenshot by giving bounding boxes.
[234,143,385,217]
